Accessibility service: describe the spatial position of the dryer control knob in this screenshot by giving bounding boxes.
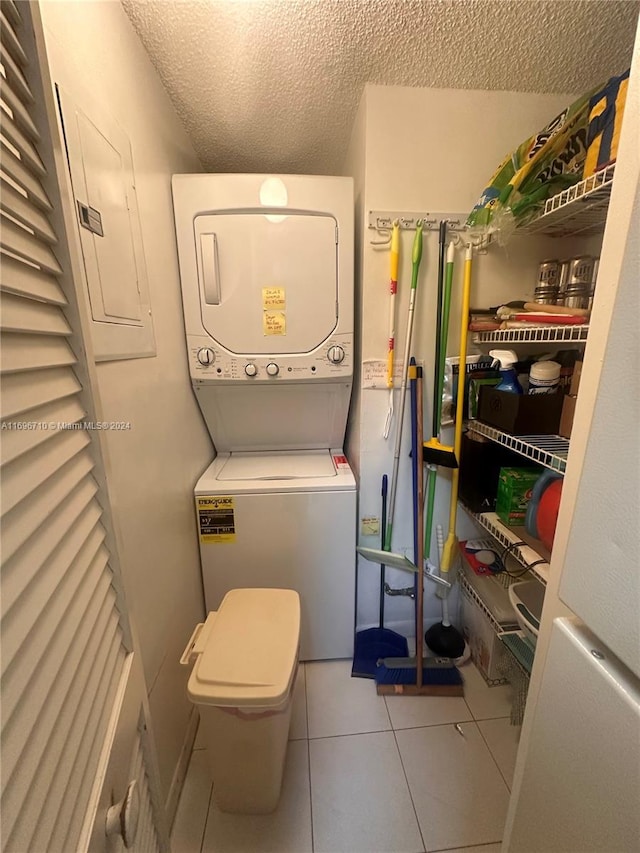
[197,347,215,366]
[245,363,258,377]
[327,345,345,364]
[266,362,279,376]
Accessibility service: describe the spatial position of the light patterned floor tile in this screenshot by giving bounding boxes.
[310,731,424,853]
[194,715,206,750]
[201,739,311,852]
[478,717,522,789]
[306,659,391,738]
[171,750,212,853]
[462,662,513,721]
[396,722,509,851]
[289,663,308,740]
[385,692,473,730]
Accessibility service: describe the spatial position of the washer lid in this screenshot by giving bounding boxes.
[188,589,300,708]
[216,450,337,481]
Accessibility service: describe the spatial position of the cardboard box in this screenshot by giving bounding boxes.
[559,394,577,438]
[496,467,540,526]
[478,387,564,435]
[569,360,583,396]
[461,586,512,684]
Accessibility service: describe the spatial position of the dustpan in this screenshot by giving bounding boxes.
[352,475,408,678]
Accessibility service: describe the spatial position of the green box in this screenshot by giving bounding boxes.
[496,467,540,526]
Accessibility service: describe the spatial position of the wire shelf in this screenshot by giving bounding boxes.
[500,631,535,675]
[460,577,517,687]
[517,164,615,237]
[466,511,549,585]
[473,324,589,345]
[460,576,519,635]
[470,422,569,473]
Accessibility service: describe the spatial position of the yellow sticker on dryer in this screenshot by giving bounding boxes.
[196,496,236,543]
[262,287,286,310]
[263,311,286,336]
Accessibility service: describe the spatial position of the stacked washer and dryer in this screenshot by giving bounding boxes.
[172,174,356,661]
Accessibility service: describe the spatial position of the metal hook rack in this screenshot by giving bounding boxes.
[367,210,487,249]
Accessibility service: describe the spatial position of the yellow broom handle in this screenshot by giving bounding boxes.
[447,246,473,539]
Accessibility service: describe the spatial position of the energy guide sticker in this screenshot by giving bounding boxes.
[197,496,236,543]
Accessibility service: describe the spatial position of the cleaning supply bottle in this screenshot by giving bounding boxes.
[489,349,523,394]
[528,360,561,394]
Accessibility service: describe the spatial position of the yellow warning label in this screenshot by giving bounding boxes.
[262,287,286,310]
[196,496,236,543]
[263,311,286,336]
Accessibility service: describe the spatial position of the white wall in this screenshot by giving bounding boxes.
[39,0,213,810]
[348,84,579,636]
[342,89,368,479]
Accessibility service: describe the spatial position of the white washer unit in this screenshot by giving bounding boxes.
[195,451,355,661]
[172,174,356,660]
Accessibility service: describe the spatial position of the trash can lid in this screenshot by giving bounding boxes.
[188,588,300,708]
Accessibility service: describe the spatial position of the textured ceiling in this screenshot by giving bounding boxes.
[122,0,639,175]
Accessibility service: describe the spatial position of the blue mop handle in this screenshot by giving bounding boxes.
[379,474,388,628]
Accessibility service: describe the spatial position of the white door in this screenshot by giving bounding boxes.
[505,24,640,853]
[0,5,167,851]
[556,165,640,679]
[506,619,640,853]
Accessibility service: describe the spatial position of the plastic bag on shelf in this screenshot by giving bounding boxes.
[466,86,599,243]
[584,69,630,178]
[442,355,498,426]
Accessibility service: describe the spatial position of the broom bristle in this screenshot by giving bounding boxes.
[375,661,463,686]
[422,441,458,469]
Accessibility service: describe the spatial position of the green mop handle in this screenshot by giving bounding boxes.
[424,242,456,557]
[436,243,456,437]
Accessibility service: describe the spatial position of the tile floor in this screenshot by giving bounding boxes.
[172,660,520,853]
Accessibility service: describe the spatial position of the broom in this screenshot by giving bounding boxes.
[372,366,463,694]
[425,244,473,658]
[423,227,457,469]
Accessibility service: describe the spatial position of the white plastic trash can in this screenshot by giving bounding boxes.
[181,588,300,814]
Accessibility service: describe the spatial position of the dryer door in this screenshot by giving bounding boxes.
[194,211,338,355]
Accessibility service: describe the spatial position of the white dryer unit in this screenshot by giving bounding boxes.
[195,450,356,661]
[172,174,354,451]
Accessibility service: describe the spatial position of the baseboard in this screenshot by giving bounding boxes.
[165,706,199,830]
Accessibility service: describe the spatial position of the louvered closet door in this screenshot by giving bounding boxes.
[0,4,163,852]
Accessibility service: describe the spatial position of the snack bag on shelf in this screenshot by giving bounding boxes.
[467,86,600,242]
[584,69,630,178]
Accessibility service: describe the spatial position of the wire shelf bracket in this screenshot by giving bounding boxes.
[473,324,589,345]
[500,631,536,676]
[470,422,569,474]
[516,164,615,238]
[465,510,549,585]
